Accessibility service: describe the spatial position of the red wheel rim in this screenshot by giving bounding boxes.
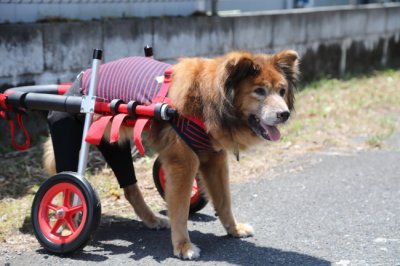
[38,182,88,244]
[159,167,201,204]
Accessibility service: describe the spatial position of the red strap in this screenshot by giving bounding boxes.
[85,115,113,145]
[152,67,172,103]
[85,68,173,154]
[130,67,173,156]
[0,111,6,120]
[110,113,127,143]
[133,117,150,156]
[8,113,30,151]
[0,93,8,110]
[186,116,207,130]
[1,91,30,151]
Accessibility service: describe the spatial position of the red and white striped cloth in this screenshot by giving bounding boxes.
[82,56,215,153]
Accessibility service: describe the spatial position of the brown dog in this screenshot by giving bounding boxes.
[44,49,299,259]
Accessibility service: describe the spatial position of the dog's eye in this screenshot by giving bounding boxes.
[254,87,266,96]
[279,88,286,97]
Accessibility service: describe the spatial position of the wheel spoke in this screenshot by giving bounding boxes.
[50,219,64,235]
[67,205,83,215]
[62,189,70,208]
[65,217,77,232]
[47,203,59,212]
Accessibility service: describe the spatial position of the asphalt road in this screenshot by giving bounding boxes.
[1,140,399,265]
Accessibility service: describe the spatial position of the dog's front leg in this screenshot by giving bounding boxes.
[200,151,254,238]
[123,184,170,230]
[162,151,200,259]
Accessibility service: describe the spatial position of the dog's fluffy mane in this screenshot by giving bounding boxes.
[166,50,299,151]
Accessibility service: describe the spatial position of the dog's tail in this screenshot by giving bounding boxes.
[43,137,57,176]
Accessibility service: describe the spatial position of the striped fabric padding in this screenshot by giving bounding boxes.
[82,56,170,104]
[81,56,215,153]
[170,115,214,153]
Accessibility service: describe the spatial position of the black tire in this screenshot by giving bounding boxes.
[152,157,208,214]
[31,172,101,254]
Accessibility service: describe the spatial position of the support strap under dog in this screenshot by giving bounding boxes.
[84,67,173,156]
[0,93,31,151]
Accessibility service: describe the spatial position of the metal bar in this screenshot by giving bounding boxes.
[5,91,82,113]
[23,93,83,113]
[5,84,60,94]
[77,49,102,176]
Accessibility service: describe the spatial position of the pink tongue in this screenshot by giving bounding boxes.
[264,125,281,141]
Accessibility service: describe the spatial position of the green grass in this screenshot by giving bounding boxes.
[283,69,400,150]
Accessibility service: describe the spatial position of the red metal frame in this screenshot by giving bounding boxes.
[57,83,73,95]
[0,83,175,152]
[94,101,156,117]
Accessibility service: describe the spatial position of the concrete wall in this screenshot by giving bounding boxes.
[1,3,399,89]
[0,0,206,24]
[1,3,400,147]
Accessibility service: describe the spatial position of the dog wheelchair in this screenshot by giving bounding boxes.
[0,48,208,254]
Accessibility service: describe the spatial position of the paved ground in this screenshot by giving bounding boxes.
[1,138,399,265]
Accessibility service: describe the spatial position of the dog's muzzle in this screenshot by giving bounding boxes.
[248,115,281,141]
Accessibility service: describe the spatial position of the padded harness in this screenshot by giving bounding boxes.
[81,56,214,154]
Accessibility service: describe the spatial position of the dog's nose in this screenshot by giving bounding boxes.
[277,111,290,122]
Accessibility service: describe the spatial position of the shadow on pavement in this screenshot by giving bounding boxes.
[38,214,329,266]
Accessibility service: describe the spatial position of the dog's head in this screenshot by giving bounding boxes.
[219,50,299,142]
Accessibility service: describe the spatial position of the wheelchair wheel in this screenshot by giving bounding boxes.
[31,172,101,254]
[152,157,208,214]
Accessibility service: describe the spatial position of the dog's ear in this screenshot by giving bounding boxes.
[274,49,299,83]
[213,54,260,129]
[224,56,261,92]
[274,50,300,111]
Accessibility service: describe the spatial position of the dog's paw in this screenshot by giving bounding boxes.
[228,223,254,238]
[144,216,170,230]
[174,242,201,260]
